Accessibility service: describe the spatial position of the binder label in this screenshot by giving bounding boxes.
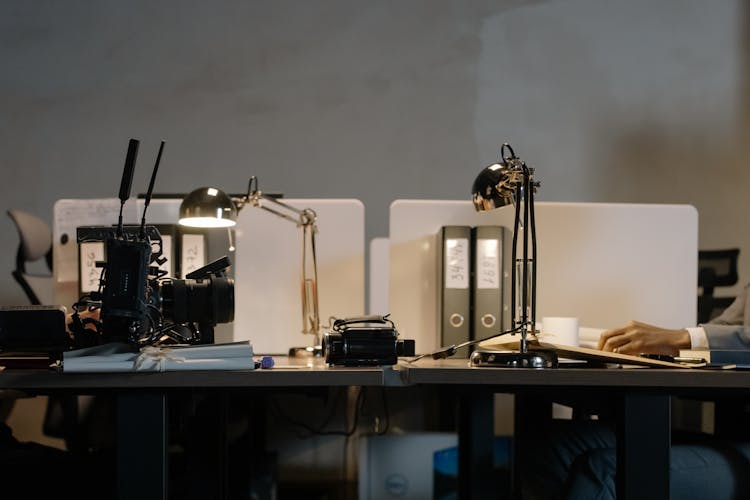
[476,238,500,289]
[445,238,470,289]
[79,241,105,293]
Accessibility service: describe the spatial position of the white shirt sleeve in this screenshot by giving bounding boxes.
[686,326,709,349]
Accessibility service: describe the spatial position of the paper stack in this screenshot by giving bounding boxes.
[63,341,254,373]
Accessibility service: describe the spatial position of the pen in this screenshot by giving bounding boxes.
[640,353,706,365]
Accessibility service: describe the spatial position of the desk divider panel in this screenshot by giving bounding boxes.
[368,237,390,315]
[389,200,698,354]
[233,199,365,354]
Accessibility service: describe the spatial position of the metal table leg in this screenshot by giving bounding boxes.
[458,388,495,500]
[117,392,167,500]
[617,393,670,500]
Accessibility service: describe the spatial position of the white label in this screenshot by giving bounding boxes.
[79,241,105,293]
[181,233,206,277]
[158,234,173,278]
[445,238,469,289]
[476,238,500,289]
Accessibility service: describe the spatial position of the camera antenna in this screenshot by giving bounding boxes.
[117,139,140,238]
[139,140,165,239]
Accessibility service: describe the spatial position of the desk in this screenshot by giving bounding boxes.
[0,363,385,500]
[402,360,750,500]
[2,361,750,500]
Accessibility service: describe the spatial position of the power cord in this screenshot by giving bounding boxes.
[406,323,528,362]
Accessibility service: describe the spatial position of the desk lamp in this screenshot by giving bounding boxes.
[179,176,322,349]
[472,143,557,368]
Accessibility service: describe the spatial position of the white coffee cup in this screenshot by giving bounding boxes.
[539,317,579,346]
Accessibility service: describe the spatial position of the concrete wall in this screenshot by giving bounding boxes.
[2,1,747,306]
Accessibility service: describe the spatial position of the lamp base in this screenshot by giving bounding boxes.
[470,349,558,369]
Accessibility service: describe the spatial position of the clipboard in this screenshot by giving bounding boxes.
[477,338,704,368]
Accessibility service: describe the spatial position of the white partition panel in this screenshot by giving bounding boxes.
[389,200,698,354]
[53,198,136,307]
[53,198,183,308]
[368,237,390,315]
[234,199,365,354]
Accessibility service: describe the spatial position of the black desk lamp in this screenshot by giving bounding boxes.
[179,177,322,348]
[472,143,557,368]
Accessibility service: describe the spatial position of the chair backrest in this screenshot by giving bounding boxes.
[697,248,740,323]
[698,248,739,292]
[7,209,53,305]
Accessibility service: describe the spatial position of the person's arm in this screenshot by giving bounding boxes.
[701,323,750,349]
[597,320,690,356]
[705,283,750,326]
[685,326,708,349]
[598,322,750,353]
[700,283,750,348]
[598,284,750,353]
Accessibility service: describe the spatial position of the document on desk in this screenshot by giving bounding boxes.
[578,327,604,349]
[63,341,254,372]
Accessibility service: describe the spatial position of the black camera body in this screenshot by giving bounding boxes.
[322,315,415,366]
[74,225,234,346]
[99,233,152,340]
[68,138,235,347]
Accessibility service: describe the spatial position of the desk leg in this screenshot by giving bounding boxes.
[458,389,494,500]
[185,392,230,499]
[117,392,167,500]
[617,393,670,500]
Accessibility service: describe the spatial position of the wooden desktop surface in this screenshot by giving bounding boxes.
[398,358,750,389]
[2,357,750,391]
[0,358,387,391]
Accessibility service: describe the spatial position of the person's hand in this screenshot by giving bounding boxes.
[597,320,690,356]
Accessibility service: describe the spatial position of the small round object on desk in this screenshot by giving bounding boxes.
[260,356,275,369]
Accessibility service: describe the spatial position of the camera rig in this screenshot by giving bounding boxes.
[321,315,415,366]
[68,139,234,348]
[71,226,234,347]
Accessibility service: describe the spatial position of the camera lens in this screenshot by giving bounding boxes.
[322,332,344,364]
[161,277,235,325]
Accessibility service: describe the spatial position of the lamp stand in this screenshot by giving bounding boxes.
[179,177,324,355]
[473,152,557,368]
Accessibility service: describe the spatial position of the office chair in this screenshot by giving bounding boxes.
[696,248,750,441]
[6,209,91,451]
[7,209,54,305]
[697,248,740,324]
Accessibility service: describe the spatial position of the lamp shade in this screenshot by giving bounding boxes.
[179,187,237,228]
[471,162,520,212]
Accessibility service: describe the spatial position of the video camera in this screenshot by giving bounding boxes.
[69,139,234,347]
[322,315,415,366]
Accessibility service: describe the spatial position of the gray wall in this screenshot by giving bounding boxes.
[2,0,748,308]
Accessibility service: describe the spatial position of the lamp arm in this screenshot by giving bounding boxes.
[302,223,321,341]
[242,176,317,228]
[511,184,521,334]
[529,174,538,340]
[517,176,530,354]
[513,163,536,354]
[522,168,530,336]
[253,197,312,226]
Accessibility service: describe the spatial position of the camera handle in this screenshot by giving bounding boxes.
[332,314,395,332]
